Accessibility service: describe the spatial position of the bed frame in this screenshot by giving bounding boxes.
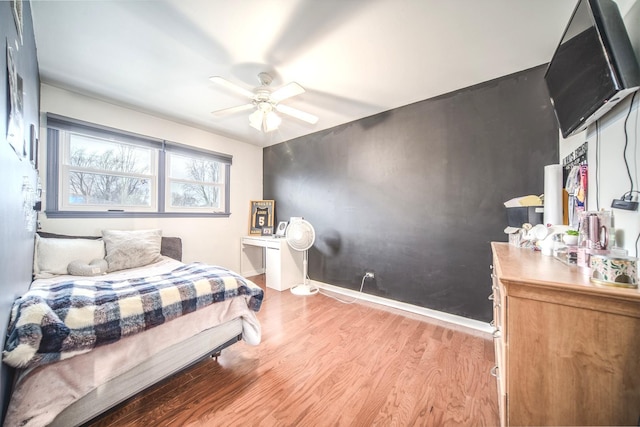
[51,321,243,426]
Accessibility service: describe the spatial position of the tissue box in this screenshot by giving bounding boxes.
[506,206,544,227]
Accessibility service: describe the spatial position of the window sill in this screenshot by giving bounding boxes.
[44,210,231,219]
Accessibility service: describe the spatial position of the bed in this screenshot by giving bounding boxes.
[2,229,263,427]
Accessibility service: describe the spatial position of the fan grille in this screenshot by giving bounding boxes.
[286,220,315,251]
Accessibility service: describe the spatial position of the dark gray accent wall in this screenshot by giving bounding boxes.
[0,1,40,422]
[264,65,558,322]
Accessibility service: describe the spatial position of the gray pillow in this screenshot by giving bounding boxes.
[102,229,163,272]
[67,259,108,276]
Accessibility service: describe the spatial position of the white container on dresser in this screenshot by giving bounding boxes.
[490,242,640,426]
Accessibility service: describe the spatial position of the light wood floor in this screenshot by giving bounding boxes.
[87,276,499,426]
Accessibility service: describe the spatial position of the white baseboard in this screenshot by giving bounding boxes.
[311,280,494,335]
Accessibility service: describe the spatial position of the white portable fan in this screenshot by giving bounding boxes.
[285,218,318,296]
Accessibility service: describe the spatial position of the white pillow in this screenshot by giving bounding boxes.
[34,235,106,279]
[102,229,163,272]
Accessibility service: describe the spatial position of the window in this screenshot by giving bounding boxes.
[46,114,232,218]
[62,132,156,211]
[165,151,225,212]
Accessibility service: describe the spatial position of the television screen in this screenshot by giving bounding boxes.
[544,0,640,138]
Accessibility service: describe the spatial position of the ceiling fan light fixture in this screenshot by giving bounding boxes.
[249,109,264,131]
[249,105,281,133]
[265,111,281,132]
[210,72,317,133]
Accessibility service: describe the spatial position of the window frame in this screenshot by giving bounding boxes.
[45,114,232,218]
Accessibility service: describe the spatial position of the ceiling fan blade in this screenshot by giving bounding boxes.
[211,103,254,117]
[270,82,305,103]
[209,76,255,99]
[275,104,319,124]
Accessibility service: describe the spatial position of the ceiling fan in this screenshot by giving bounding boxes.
[210,72,319,133]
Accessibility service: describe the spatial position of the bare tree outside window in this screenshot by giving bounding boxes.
[67,135,152,206]
[169,154,223,209]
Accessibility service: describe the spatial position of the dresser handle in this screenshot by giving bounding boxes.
[490,366,499,378]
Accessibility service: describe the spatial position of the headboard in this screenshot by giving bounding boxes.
[36,232,183,262]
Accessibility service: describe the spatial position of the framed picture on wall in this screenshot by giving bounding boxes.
[11,0,23,45]
[6,41,24,159]
[249,200,275,235]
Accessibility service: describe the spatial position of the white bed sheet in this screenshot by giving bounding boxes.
[4,258,261,427]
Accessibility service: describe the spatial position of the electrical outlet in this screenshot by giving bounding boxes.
[364,272,375,279]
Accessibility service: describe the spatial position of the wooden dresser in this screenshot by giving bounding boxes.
[491,242,640,426]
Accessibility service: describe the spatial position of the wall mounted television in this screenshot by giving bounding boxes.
[544,0,640,138]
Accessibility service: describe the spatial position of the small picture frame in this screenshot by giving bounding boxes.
[29,124,37,168]
[261,227,273,236]
[275,221,288,238]
[249,200,275,235]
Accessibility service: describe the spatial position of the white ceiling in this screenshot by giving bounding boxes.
[31,0,583,147]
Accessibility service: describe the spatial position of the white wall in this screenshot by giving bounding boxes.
[559,0,640,256]
[38,84,263,271]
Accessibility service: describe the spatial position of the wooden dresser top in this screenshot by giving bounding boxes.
[491,242,640,304]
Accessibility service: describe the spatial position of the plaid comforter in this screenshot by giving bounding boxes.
[3,262,263,369]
